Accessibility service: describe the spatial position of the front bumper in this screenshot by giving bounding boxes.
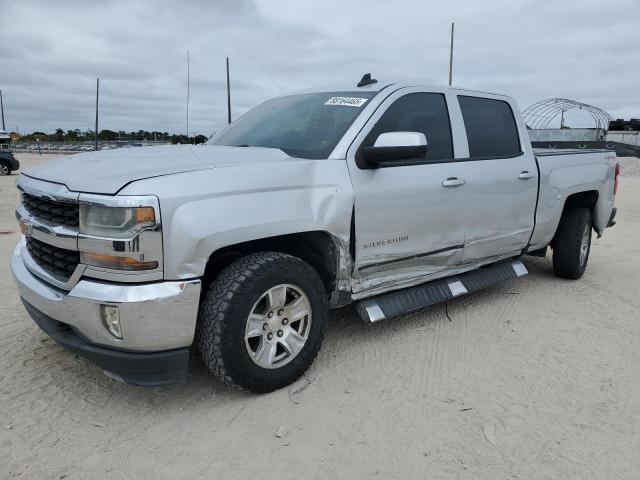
[11,244,201,384]
[22,300,189,385]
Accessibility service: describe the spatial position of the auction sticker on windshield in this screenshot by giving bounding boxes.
[324,97,369,107]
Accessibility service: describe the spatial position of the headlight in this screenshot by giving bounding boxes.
[80,205,156,239]
[78,199,162,273]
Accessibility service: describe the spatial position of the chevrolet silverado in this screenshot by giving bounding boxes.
[11,75,619,392]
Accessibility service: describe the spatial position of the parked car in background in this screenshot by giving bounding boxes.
[0,130,19,175]
[11,76,619,392]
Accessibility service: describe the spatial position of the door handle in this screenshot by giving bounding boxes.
[518,171,536,180]
[442,177,466,188]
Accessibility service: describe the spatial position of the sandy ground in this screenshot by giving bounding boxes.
[2,153,640,479]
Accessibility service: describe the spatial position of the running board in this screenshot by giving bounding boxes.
[356,259,528,323]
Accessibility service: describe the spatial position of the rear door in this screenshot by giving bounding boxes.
[455,95,538,262]
[346,88,470,295]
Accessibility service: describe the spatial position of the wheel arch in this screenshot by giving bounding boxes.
[200,230,351,306]
[551,190,598,246]
[561,190,599,219]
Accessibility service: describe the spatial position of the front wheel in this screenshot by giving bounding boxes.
[197,252,327,393]
[552,207,592,279]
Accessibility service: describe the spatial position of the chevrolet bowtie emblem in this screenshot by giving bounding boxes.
[19,219,33,237]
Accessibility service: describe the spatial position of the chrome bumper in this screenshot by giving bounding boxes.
[11,243,201,352]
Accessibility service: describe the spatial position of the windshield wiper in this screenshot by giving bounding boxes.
[236,144,251,147]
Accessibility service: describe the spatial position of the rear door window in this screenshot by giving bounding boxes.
[360,93,453,162]
[458,96,521,158]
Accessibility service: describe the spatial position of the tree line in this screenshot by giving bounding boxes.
[19,129,209,144]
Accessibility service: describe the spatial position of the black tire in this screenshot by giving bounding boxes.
[197,251,327,393]
[552,206,592,279]
[0,161,10,176]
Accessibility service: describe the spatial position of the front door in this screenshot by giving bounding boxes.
[346,89,470,295]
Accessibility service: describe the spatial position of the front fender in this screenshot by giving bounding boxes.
[120,159,354,280]
[167,185,352,278]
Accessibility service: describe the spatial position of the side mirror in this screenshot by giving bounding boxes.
[361,132,427,167]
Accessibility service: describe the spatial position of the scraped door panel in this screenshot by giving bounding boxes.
[456,95,538,263]
[346,89,470,295]
[462,156,537,262]
[351,161,469,293]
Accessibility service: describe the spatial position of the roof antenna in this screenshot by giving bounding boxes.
[357,73,377,88]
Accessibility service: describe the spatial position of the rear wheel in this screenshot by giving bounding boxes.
[552,207,592,279]
[0,161,10,176]
[197,251,327,393]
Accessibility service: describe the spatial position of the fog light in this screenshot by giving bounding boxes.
[101,305,122,339]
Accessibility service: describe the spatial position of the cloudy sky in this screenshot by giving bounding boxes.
[1,0,638,135]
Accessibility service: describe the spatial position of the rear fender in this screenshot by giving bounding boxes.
[528,158,615,250]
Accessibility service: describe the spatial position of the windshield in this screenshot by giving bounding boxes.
[208,91,377,159]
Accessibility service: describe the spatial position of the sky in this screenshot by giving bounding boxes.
[1,0,638,136]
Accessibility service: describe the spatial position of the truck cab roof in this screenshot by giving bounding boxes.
[289,79,512,102]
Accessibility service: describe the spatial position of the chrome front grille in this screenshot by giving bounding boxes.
[22,193,79,227]
[25,237,80,282]
[17,174,164,288]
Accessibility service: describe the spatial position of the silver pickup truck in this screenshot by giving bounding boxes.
[11,76,619,392]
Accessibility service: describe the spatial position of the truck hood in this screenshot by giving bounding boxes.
[23,145,293,195]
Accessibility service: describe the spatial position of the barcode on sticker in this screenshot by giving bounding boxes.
[324,97,368,107]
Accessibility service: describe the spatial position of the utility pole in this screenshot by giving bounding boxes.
[0,90,5,131]
[186,50,190,140]
[448,22,455,86]
[226,57,232,124]
[95,78,99,151]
